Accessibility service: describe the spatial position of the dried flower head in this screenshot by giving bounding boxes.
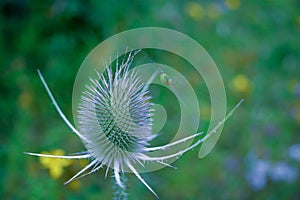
[26,51,243,198]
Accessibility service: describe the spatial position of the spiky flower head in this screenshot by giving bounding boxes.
[78,51,155,171]
[26,50,243,198]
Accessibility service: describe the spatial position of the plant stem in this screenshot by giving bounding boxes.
[113,174,128,200]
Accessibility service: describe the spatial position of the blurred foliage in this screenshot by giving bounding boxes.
[1,0,300,199]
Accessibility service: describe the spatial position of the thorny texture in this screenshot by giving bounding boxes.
[25,51,243,198]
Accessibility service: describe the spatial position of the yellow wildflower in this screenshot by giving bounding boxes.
[225,0,240,10]
[231,74,251,94]
[185,2,205,21]
[39,149,73,179]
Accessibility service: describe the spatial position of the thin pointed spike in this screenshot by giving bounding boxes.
[126,161,159,199]
[64,159,98,185]
[24,152,91,159]
[141,99,244,161]
[72,163,104,182]
[156,160,177,170]
[114,167,125,188]
[145,132,204,151]
[204,99,244,138]
[37,69,87,141]
[104,156,114,178]
[140,138,203,161]
[116,52,119,71]
[69,151,89,156]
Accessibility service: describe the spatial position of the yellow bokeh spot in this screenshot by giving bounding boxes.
[296,15,300,27]
[185,2,205,21]
[68,180,81,191]
[18,90,32,110]
[200,104,211,120]
[207,3,221,19]
[292,105,300,124]
[39,149,73,179]
[79,158,89,167]
[231,74,251,94]
[225,0,240,10]
[286,79,298,93]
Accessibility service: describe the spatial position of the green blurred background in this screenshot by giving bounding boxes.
[1,0,300,199]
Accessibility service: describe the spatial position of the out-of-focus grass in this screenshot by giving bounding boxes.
[1,0,300,199]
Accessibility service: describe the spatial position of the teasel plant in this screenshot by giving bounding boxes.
[25,50,243,199]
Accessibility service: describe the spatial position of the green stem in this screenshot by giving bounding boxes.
[113,174,128,200]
